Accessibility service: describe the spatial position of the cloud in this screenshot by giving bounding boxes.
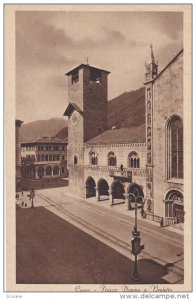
[16,11,128,69]
[139,12,183,41]
[16,13,77,69]
[155,12,183,40]
[103,28,126,43]
[15,10,183,123]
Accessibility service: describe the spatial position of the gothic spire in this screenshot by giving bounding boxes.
[150,44,155,64]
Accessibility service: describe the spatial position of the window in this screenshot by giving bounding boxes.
[37,155,40,161]
[74,155,78,165]
[62,155,65,161]
[90,151,98,165]
[57,155,59,161]
[53,155,56,161]
[42,154,44,161]
[128,152,140,168]
[49,155,52,161]
[45,155,48,161]
[167,116,183,179]
[108,152,116,166]
[62,167,65,173]
[72,70,79,84]
[90,68,101,83]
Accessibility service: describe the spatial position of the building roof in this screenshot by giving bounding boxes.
[85,124,146,145]
[155,49,183,81]
[65,63,110,76]
[64,102,83,117]
[15,119,23,126]
[21,136,68,145]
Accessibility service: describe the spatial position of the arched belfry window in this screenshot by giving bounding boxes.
[89,151,98,165]
[167,116,183,179]
[128,152,140,168]
[108,152,117,166]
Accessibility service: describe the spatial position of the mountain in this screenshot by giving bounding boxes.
[55,126,68,139]
[21,118,68,142]
[21,87,145,141]
[107,87,145,129]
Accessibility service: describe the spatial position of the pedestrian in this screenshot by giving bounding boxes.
[30,188,35,208]
[119,164,123,175]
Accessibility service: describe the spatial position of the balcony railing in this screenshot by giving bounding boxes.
[84,165,145,178]
[109,168,132,180]
[21,157,35,163]
[163,217,177,226]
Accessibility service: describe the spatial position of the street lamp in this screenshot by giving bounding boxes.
[129,190,144,281]
[30,188,35,208]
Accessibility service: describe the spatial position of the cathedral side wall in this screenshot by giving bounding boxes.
[152,53,183,217]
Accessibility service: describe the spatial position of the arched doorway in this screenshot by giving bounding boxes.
[112,181,125,200]
[86,177,96,198]
[38,166,44,179]
[46,166,52,176]
[53,166,59,176]
[30,165,35,180]
[98,178,109,199]
[165,190,184,223]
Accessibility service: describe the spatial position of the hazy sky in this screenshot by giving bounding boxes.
[16,10,183,123]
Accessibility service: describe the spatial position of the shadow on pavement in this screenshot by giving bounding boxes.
[16,205,170,285]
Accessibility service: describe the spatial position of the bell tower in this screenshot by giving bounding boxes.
[64,63,110,196]
[144,45,158,215]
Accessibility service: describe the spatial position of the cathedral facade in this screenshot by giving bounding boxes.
[144,48,183,225]
[64,47,184,226]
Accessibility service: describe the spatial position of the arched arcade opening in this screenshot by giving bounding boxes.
[86,177,96,198]
[98,178,109,200]
[111,181,125,200]
[38,166,44,179]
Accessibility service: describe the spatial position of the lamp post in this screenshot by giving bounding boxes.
[129,190,144,281]
[30,188,35,208]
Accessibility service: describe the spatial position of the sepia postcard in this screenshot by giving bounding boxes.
[4,4,192,294]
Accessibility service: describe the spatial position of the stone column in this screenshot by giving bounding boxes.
[59,168,61,176]
[35,168,39,180]
[43,167,46,176]
[95,187,100,201]
[51,167,53,177]
[84,185,88,198]
[108,189,114,206]
[123,193,130,210]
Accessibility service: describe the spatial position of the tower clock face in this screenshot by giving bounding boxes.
[71,111,79,126]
